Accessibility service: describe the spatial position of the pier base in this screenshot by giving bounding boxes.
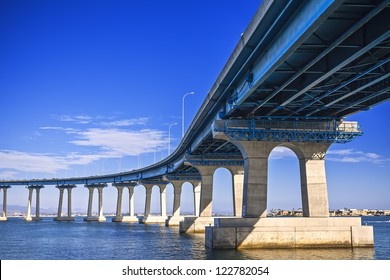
[83,216,106,222]
[205,217,374,249]
[25,217,42,222]
[140,215,168,224]
[0,217,7,222]
[53,217,75,221]
[165,215,189,226]
[179,217,215,233]
[112,216,139,223]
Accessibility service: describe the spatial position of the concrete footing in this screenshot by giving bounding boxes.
[205,217,374,249]
[0,217,7,222]
[53,217,75,221]
[180,216,215,233]
[83,216,106,222]
[140,215,168,224]
[165,215,189,226]
[26,217,42,222]
[112,216,139,223]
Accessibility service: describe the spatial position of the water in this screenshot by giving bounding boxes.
[0,216,389,260]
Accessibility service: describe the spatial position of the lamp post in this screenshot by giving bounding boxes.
[168,123,178,155]
[182,91,195,138]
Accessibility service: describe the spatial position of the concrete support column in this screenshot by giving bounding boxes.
[0,187,10,221]
[115,185,125,218]
[57,187,65,218]
[228,167,244,217]
[144,184,154,217]
[296,143,331,217]
[194,166,217,217]
[170,181,183,217]
[67,187,73,217]
[160,185,167,217]
[128,186,135,217]
[35,187,41,219]
[232,141,275,218]
[86,187,94,217]
[26,188,33,221]
[97,187,104,219]
[193,182,201,216]
[2,188,7,217]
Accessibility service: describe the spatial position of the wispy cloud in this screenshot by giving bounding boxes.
[70,128,168,156]
[269,147,296,160]
[53,114,93,124]
[100,117,149,127]
[326,149,388,164]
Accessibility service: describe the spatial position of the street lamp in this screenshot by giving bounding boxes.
[168,122,178,155]
[182,91,195,138]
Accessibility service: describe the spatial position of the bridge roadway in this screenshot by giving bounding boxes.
[1,0,389,249]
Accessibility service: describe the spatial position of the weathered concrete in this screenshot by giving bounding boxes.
[205,217,374,249]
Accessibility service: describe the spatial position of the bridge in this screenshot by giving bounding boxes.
[1,0,389,249]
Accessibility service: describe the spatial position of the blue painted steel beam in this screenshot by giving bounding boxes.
[225,0,342,117]
[290,56,390,116]
[308,72,390,116]
[333,86,390,115]
[248,0,390,116]
[268,30,390,116]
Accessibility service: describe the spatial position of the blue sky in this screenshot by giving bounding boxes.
[0,0,389,214]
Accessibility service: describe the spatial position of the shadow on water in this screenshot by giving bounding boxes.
[205,247,375,260]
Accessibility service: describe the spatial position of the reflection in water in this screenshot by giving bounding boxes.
[0,217,386,260]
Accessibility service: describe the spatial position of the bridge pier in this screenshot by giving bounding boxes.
[54,185,76,221]
[112,182,138,222]
[26,185,44,221]
[141,183,168,224]
[205,136,373,249]
[0,186,10,221]
[180,164,244,233]
[84,183,107,222]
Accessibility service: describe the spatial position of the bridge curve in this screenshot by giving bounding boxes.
[1,0,389,249]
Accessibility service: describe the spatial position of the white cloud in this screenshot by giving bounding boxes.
[70,128,168,156]
[0,150,67,174]
[53,114,93,124]
[100,117,149,127]
[269,147,296,160]
[327,149,388,164]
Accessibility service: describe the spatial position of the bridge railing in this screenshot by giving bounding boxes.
[213,119,362,143]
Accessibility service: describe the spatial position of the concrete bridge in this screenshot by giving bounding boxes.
[1,0,389,249]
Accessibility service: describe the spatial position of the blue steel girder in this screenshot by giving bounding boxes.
[223,0,390,120]
[185,154,244,167]
[212,119,362,144]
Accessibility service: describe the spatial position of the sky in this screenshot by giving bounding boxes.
[0,0,389,215]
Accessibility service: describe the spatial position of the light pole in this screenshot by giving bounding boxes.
[168,122,178,155]
[182,91,195,138]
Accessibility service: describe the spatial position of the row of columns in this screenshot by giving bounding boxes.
[1,141,329,224]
